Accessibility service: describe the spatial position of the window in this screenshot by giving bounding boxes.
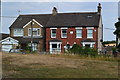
[61,29,67,38]
[51,29,56,38]
[85,44,90,48]
[28,28,40,36]
[87,29,93,38]
[14,29,23,36]
[76,29,82,38]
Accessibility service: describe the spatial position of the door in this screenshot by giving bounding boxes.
[2,44,12,52]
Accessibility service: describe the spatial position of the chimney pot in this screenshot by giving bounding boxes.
[52,7,57,15]
[97,3,102,14]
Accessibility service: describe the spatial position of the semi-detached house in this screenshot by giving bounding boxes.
[1,3,103,53]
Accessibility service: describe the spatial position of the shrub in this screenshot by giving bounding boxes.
[69,44,98,57]
[70,44,81,54]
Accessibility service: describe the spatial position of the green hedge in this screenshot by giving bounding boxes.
[69,44,98,57]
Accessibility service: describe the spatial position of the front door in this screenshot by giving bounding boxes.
[50,42,61,54]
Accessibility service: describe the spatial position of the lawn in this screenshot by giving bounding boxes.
[2,52,118,78]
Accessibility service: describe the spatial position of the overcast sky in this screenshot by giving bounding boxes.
[1,2,119,41]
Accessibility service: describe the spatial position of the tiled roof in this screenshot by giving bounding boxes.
[10,12,101,28]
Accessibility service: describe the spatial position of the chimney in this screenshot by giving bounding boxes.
[97,3,102,14]
[52,7,57,15]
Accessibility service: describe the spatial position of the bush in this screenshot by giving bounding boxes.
[69,44,98,57]
[70,44,82,54]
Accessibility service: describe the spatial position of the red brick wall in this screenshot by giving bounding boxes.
[46,27,98,52]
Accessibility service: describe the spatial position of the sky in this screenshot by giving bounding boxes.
[1,2,119,41]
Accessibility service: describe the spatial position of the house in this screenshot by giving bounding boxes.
[9,16,47,52]
[4,3,103,53]
[45,3,103,53]
[0,33,19,52]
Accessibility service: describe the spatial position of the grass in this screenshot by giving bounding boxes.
[2,52,119,78]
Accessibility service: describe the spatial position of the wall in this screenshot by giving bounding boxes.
[46,27,98,53]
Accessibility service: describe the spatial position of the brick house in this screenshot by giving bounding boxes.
[7,3,103,53]
[9,17,47,52]
[45,3,103,53]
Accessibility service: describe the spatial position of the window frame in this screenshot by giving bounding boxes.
[76,29,82,38]
[51,29,57,38]
[28,28,40,36]
[87,29,93,38]
[61,28,67,38]
[14,29,23,36]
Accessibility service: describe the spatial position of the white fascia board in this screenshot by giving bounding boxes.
[86,27,94,29]
[81,42,95,44]
[75,27,82,29]
[50,28,57,29]
[50,42,62,44]
[33,19,43,27]
[23,19,43,28]
[23,21,32,28]
[0,37,19,43]
[61,28,68,29]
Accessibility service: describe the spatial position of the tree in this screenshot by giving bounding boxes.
[114,18,120,37]
[114,18,120,52]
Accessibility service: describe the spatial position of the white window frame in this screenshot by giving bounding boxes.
[82,42,95,48]
[50,42,62,54]
[87,29,93,38]
[51,28,57,38]
[76,29,82,38]
[61,28,67,38]
[14,29,23,36]
[28,28,40,36]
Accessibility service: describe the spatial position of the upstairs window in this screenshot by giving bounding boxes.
[61,29,67,38]
[87,29,93,38]
[76,29,82,38]
[14,29,23,36]
[28,28,40,36]
[51,29,56,38]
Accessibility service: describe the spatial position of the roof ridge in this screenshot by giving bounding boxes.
[19,12,98,16]
[20,14,51,16]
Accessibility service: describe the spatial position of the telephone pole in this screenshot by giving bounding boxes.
[31,18,33,53]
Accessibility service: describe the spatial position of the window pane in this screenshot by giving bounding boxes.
[28,28,40,36]
[76,30,81,33]
[29,29,31,35]
[37,29,40,35]
[87,29,93,38]
[88,30,92,33]
[76,29,82,38]
[62,29,67,38]
[51,29,56,38]
[33,31,37,35]
[52,44,57,48]
[14,29,23,36]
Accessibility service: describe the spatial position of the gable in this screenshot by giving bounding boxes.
[0,37,19,44]
[23,19,43,28]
